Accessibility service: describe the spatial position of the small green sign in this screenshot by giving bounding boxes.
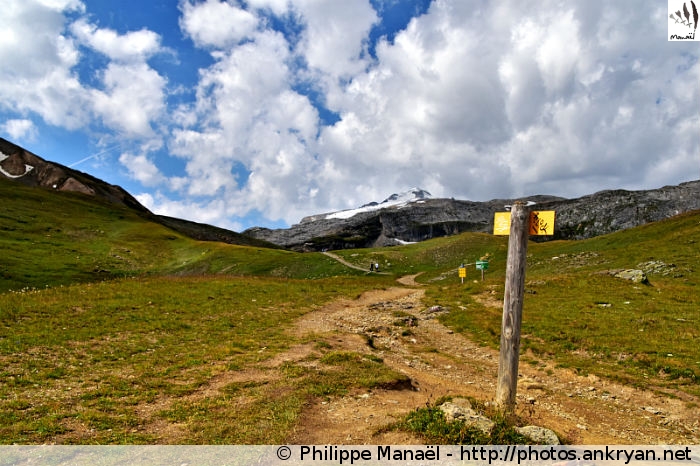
[476,260,489,270]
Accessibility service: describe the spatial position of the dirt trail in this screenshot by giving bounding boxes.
[284,278,700,445]
[322,251,389,274]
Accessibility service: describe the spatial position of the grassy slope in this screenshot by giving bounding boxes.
[519,211,700,392]
[2,177,699,443]
[1,180,398,443]
[1,275,404,443]
[337,211,700,397]
[0,178,372,293]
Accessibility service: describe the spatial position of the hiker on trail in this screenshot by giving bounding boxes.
[370,263,375,272]
[375,263,379,272]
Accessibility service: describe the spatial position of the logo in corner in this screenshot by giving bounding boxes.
[669,0,699,41]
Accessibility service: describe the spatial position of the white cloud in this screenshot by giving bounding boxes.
[90,62,167,138]
[160,0,699,229]
[246,0,290,15]
[1,119,38,141]
[3,0,698,231]
[35,0,84,9]
[0,0,90,129]
[0,0,169,142]
[179,0,259,49]
[119,152,165,187]
[66,17,170,139]
[70,18,164,62]
[312,0,700,209]
[170,26,322,222]
[313,1,512,208]
[293,0,378,79]
[136,191,242,231]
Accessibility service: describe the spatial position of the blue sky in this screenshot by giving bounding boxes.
[1,0,698,231]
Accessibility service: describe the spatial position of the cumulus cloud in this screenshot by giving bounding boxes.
[310,0,699,207]
[118,152,166,187]
[90,62,167,138]
[3,0,697,231]
[169,25,322,222]
[179,0,259,49]
[1,119,38,142]
[70,18,165,62]
[293,0,378,78]
[143,0,697,229]
[0,0,90,129]
[136,191,241,230]
[0,0,169,142]
[66,17,170,140]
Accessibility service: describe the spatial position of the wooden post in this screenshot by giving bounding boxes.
[495,202,529,413]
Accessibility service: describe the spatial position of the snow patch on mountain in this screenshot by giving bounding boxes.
[325,188,432,220]
[0,151,34,179]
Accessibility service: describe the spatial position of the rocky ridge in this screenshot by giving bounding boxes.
[4,136,699,252]
[1,137,149,214]
[244,181,700,251]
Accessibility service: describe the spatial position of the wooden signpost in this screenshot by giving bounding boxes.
[494,204,555,413]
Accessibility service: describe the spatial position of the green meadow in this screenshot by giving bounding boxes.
[1,177,699,443]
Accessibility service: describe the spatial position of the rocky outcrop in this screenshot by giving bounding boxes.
[543,182,700,240]
[0,137,149,214]
[244,196,557,251]
[244,181,700,251]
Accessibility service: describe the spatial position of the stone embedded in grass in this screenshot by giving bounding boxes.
[439,398,494,434]
[612,269,649,284]
[515,425,560,445]
[637,260,678,276]
[421,305,449,319]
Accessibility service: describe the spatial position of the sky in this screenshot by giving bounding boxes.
[1,0,699,231]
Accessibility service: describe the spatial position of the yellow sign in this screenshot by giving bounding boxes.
[493,211,556,236]
[458,267,466,278]
[529,210,555,235]
[493,212,511,235]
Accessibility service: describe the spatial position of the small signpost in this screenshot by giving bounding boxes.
[475,260,488,281]
[458,266,467,283]
[494,204,555,414]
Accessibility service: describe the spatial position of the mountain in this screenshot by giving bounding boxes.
[5,136,699,252]
[1,137,149,214]
[300,187,433,222]
[0,137,277,249]
[244,182,700,251]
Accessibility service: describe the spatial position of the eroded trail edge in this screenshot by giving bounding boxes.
[285,280,700,445]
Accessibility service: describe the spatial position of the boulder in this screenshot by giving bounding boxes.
[614,269,649,284]
[515,425,560,445]
[439,398,494,434]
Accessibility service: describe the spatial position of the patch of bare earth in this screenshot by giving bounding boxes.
[281,279,700,445]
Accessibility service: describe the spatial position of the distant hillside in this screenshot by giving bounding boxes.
[0,176,362,292]
[244,182,700,251]
[0,137,276,249]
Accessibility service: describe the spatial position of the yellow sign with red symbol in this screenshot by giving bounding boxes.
[493,211,555,236]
